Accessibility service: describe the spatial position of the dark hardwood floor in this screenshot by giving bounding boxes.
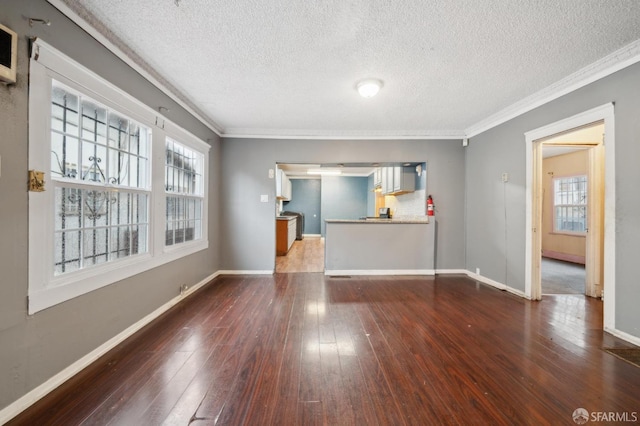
[8,274,640,425]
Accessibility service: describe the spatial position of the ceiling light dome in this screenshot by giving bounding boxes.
[357,79,383,98]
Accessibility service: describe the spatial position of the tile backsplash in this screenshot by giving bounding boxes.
[385,189,427,217]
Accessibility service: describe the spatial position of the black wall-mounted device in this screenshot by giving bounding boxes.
[0,23,17,84]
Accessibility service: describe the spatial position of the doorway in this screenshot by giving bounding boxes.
[275,172,324,273]
[539,127,601,295]
[524,103,616,330]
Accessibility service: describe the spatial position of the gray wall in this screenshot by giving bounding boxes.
[0,0,221,411]
[466,62,640,339]
[282,178,321,234]
[320,176,369,235]
[220,138,466,271]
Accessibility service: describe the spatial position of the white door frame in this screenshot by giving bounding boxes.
[524,103,616,330]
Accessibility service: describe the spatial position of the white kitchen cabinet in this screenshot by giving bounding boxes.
[393,166,416,194]
[381,166,394,194]
[381,166,415,195]
[276,168,292,200]
[374,167,382,188]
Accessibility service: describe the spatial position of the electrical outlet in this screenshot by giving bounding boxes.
[476,268,481,275]
[501,172,509,182]
[180,284,188,295]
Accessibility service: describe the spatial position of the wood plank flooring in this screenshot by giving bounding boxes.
[275,236,324,273]
[8,274,640,425]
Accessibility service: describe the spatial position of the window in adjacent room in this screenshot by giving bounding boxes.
[553,175,587,234]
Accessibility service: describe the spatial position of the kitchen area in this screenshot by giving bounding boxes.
[275,163,434,275]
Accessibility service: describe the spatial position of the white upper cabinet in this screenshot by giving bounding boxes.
[393,166,415,194]
[276,168,292,200]
[381,166,415,195]
[374,167,382,188]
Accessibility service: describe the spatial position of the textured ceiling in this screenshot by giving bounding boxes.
[57,0,640,138]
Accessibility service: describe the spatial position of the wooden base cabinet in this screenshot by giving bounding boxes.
[276,217,297,255]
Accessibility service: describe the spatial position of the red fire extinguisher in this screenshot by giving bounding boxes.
[427,195,434,216]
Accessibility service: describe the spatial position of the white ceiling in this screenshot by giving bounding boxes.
[55,0,640,139]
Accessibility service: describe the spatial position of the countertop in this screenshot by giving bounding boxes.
[325,217,429,224]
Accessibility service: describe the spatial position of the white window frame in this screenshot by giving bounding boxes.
[28,40,209,314]
[164,137,205,248]
[160,129,210,255]
[50,80,153,276]
[552,174,587,236]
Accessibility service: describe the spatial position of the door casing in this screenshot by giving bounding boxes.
[524,103,615,330]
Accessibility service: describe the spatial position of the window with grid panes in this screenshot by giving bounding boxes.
[165,138,204,246]
[553,175,587,234]
[51,81,151,275]
[28,40,209,314]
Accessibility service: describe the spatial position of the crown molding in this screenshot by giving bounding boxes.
[45,0,640,141]
[47,0,224,137]
[221,128,466,140]
[465,38,640,138]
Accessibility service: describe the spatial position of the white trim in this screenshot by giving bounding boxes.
[222,130,465,140]
[605,327,640,348]
[0,271,220,425]
[32,39,211,151]
[40,3,640,141]
[524,103,616,329]
[465,271,527,298]
[28,40,211,314]
[33,39,155,124]
[29,241,208,314]
[45,0,223,136]
[48,5,640,141]
[324,269,435,276]
[217,270,274,275]
[466,39,640,138]
[435,269,469,274]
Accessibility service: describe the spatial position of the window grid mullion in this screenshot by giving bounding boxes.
[51,82,151,276]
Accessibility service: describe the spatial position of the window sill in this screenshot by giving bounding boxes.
[28,239,208,314]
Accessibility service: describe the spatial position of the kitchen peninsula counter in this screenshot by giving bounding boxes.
[324,218,434,275]
[325,218,429,224]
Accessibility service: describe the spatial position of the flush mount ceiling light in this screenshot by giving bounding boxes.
[356,79,383,98]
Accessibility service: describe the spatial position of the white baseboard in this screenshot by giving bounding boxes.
[459,271,640,345]
[604,326,640,347]
[217,270,274,275]
[0,271,220,425]
[324,269,435,276]
[465,271,527,298]
[435,269,469,274]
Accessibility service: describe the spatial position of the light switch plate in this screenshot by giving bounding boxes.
[260,194,269,202]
